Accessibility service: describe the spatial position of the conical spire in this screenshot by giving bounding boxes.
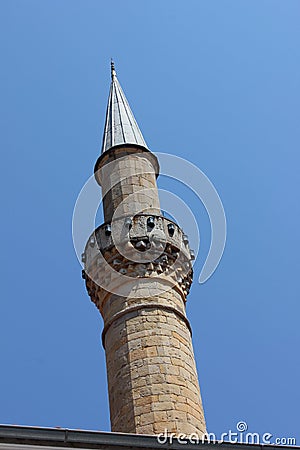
[101,61,148,153]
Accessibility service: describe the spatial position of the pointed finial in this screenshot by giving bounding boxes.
[111,59,116,80]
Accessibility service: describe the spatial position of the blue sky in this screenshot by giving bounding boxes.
[0,0,300,443]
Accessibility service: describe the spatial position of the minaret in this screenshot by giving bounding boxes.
[82,62,206,436]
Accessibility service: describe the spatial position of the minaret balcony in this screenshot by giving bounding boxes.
[82,214,194,302]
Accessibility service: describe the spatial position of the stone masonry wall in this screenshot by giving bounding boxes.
[102,288,206,436]
[97,151,160,222]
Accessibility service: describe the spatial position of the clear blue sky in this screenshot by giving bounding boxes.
[0,0,299,443]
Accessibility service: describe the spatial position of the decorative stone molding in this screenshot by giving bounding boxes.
[82,214,194,303]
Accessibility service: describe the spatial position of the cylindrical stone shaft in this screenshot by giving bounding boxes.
[101,288,206,435]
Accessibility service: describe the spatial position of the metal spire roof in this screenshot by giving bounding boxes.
[101,61,148,153]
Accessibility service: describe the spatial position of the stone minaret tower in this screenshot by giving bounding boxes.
[82,62,206,436]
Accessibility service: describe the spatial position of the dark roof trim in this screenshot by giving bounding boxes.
[0,425,298,450]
